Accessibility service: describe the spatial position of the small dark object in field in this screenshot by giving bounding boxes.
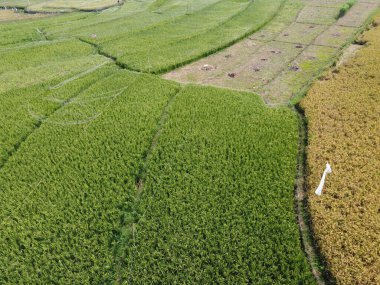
[354,39,367,45]
[225,54,232,58]
[295,44,303,48]
[253,67,261,72]
[308,56,317,60]
[289,65,300,71]
[227,72,236,78]
[309,25,315,28]
[271,50,281,54]
[261,58,268,61]
[283,33,289,37]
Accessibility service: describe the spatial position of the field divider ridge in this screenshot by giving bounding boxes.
[78,37,147,73]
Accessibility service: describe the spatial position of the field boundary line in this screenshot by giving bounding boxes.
[49,60,110,89]
[78,37,145,73]
[294,105,336,285]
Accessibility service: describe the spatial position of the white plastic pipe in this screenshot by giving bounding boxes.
[315,163,332,196]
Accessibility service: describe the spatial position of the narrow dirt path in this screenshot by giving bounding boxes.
[164,0,380,106]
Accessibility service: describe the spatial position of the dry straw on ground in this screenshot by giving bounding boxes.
[301,14,380,285]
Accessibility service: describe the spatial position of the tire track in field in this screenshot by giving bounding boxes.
[0,71,113,174]
[114,85,182,284]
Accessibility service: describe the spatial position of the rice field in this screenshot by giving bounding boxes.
[0,0,379,283]
[301,15,380,285]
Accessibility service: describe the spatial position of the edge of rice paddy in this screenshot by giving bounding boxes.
[292,9,380,285]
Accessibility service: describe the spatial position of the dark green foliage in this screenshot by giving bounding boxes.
[337,0,356,19]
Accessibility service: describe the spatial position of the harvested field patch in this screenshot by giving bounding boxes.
[275,23,326,45]
[261,45,336,104]
[300,15,380,285]
[165,0,379,105]
[337,2,379,27]
[296,6,340,25]
[248,0,303,42]
[163,39,265,84]
[202,41,301,92]
[300,0,347,8]
[314,25,357,47]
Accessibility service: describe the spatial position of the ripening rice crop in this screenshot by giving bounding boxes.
[301,15,380,285]
[0,69,180,284]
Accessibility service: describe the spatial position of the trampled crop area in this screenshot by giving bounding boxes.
[0,0,379,284]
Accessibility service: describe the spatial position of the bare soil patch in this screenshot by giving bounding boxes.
[337,2,378,27]
[164,0,380,105]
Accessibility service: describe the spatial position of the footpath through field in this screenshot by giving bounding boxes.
[164,0,380,106]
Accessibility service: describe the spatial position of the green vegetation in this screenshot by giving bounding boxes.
[0,0,285,73]
[119,85,315,284]
[336,0,357,19]
[97,0,284,73]
[0,72,316,282]
[0,39,110,93]
[0,68,180,283]
[6,0,378,283]
[0,0,120,12]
